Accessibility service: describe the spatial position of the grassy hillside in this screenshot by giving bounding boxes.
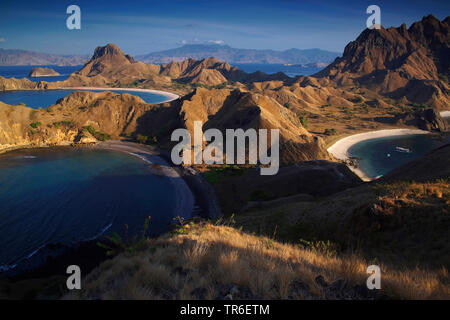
[65,219,448,300]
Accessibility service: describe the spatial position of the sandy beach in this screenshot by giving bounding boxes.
[95,140,194,219]
[66,87,180,103]
[327,129,430,181]
[440,110,450,118]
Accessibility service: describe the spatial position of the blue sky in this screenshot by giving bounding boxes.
[0,0,448,55]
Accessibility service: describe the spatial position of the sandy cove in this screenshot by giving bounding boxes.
[94,140,194,219]
[65,87,180,103]
[327,128,430,181]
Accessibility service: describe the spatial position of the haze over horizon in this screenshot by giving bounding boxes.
[0,0,449,56]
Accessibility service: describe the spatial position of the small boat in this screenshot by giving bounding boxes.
[395,146,412,153]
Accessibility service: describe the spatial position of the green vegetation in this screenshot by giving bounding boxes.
[16,102,26,107]
[83,125,112,141]
[53,120,76,129]
[284,103,291,109]
[324,128,338,136]
[191,81,235,90]
[170,216,196,236]
[409,103,428,111]
[353,96,364,103]
[203,165,244,184]
[30,121,41,129]
[136,134,148,144]
[97,217,151,256]
[299,115,308,128]
[438,73,448,84]
[136,134,157,145]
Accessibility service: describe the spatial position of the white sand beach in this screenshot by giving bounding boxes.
[440,110,450,118]
[327,129,430,181]
[66,87,180,103]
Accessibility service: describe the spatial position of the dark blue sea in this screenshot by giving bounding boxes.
[0,147,182,273]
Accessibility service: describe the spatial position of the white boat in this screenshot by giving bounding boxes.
[395,146,412,153]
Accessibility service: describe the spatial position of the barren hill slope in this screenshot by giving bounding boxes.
[315,15,450,109]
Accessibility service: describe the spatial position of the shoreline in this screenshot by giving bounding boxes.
[327,128,430,181]
[0,86,180,104]
[65,87,180,103]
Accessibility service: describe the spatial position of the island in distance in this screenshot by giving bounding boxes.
[28,67,60,77]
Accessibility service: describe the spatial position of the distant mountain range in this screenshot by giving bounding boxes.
[0,49,88,66]
[0,44,339,66]
[135,44,340,64]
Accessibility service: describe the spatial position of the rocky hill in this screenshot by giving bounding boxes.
[0,91,153,153]
[315,15,450,109]
[28,67,60,77]
[56,44,290,88]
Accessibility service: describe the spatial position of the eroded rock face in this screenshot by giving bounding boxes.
[0,76,37,90]
[0,91,154,152]
[395,108,449,132]
[315,15,450,109]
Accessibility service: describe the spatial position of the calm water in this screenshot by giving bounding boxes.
[348,134,449,178]
[0,89,170,108]
[233,63,322,77]
[0,64,323,80]
[0,65,81,82]
[0,147,181,272]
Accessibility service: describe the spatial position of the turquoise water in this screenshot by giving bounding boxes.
[0,147,181,272]
[0,89,170,109]
[348,134,449,178]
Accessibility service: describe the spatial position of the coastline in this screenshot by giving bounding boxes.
[93,140,194,220]
[327,128,430,181]
[0,86,180,104]
[0,140,196,282]
[65,87,180,103]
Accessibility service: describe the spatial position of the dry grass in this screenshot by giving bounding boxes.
[65,222,449,300]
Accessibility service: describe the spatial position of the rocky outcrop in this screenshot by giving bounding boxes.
[0,76,38,90]
[29,67,60,77]
[0,91,154,152]
[135,87,331,165]
[315,15,450,109]
[395,108,449,132]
